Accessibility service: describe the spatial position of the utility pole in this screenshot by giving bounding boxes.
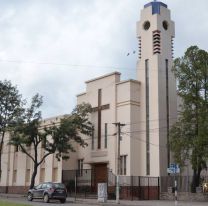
[113,122,125,204]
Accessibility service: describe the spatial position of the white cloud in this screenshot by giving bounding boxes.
[0,0,207,118]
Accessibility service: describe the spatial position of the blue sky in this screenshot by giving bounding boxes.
[0,0,207,118]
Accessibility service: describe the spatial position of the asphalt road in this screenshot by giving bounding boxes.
[1,197,208,206]
[1,197,84,206]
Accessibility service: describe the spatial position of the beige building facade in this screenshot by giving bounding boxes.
[0,1,177,192]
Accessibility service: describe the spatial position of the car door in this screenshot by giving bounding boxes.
[33,184,42,198]
[41,183,47,197]
[37,183,48,198]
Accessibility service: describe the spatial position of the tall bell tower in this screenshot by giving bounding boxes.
[136,1,177,176]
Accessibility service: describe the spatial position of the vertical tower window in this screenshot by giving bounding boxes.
[166,59,170,166]
[153,30,161,54]
[104,123,107,148]
[138,36,142,59]
[171,37,174,58]
[98,89,102,149]
[145,59,150,175]
[91,126,94,150]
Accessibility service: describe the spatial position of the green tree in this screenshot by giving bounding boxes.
[10,94,92,189]
[170,46,208,191]
[0,80,23,179]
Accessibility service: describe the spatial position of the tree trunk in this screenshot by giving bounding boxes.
[0,132,5,179]
[191,169,197,193]
[30,164,38,189]
[191,167,202,193]
[0,149,2,179]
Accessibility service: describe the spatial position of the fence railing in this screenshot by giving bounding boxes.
[62,169,160,200]
[62,170,208,200]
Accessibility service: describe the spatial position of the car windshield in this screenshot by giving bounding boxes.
[52,183,65,189]
[35,184,42,189]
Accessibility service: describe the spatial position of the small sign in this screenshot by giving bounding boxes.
[167,163,180,174]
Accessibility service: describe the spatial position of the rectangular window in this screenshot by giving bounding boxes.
[13,170,17,183]
[78,159,83,176]
[15,146,18,152]
[40,168,45,183]
[41,139,46,148]
[145,59,150,175]
[0,170,2,182]
[120,156,123,175]
[52,168,58,182]
[104,123,107,148]
[25,169,30,183]
[26,155,31,169]
[120,155,127,175]
[124,155,127,175]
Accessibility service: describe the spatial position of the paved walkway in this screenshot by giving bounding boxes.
[0,193,208,206]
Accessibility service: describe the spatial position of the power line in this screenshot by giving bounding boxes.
[123,132,167,150]
[0,59,174,74]
[122,126,169,134]
[0,59,119,70]
[121,117,178,125]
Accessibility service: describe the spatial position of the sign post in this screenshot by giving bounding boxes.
[167,163,180,205]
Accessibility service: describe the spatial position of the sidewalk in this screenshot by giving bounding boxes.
[73,198,208,206]
[0,193,208,206]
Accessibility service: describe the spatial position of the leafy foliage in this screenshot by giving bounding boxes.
[9,94,92,188]
[0,80,23,177]
[170,46,208,189]
[44,102,92,161]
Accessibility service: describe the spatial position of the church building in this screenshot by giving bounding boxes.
[72,0,177,183]
[0,1,177,193]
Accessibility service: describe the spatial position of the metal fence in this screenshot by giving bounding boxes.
[62,169,93,196]
[62,169,160,200]
[108,171,160,200]
[63,170,208,199]
[160,175,208,193]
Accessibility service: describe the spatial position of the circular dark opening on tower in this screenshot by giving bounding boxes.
[163,21,168,30]
[143,21,150,30]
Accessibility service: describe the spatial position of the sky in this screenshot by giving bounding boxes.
[0,0,208,118]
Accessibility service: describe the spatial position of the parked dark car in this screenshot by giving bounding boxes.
[27,182,67,203]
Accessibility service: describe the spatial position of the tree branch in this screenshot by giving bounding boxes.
[37,151,52,166]
[19,144,35,163]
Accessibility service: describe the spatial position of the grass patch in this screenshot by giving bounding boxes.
[0,200,31,206]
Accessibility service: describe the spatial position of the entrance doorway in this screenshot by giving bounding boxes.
[92,163,107,191]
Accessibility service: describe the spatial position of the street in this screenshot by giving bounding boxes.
[1,196,208,206]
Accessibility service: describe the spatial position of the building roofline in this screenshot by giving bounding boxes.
[76,92,87,97]
[116,79,141,86]
[85,71,121,84]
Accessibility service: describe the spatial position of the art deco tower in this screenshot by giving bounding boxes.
[136,1,177,176]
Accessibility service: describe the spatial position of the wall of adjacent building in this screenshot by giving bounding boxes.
[0,116,63,193]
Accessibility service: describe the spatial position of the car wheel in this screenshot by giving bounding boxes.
[27,193,33,201]
[43,194,49,203]
[60,199,66,203]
